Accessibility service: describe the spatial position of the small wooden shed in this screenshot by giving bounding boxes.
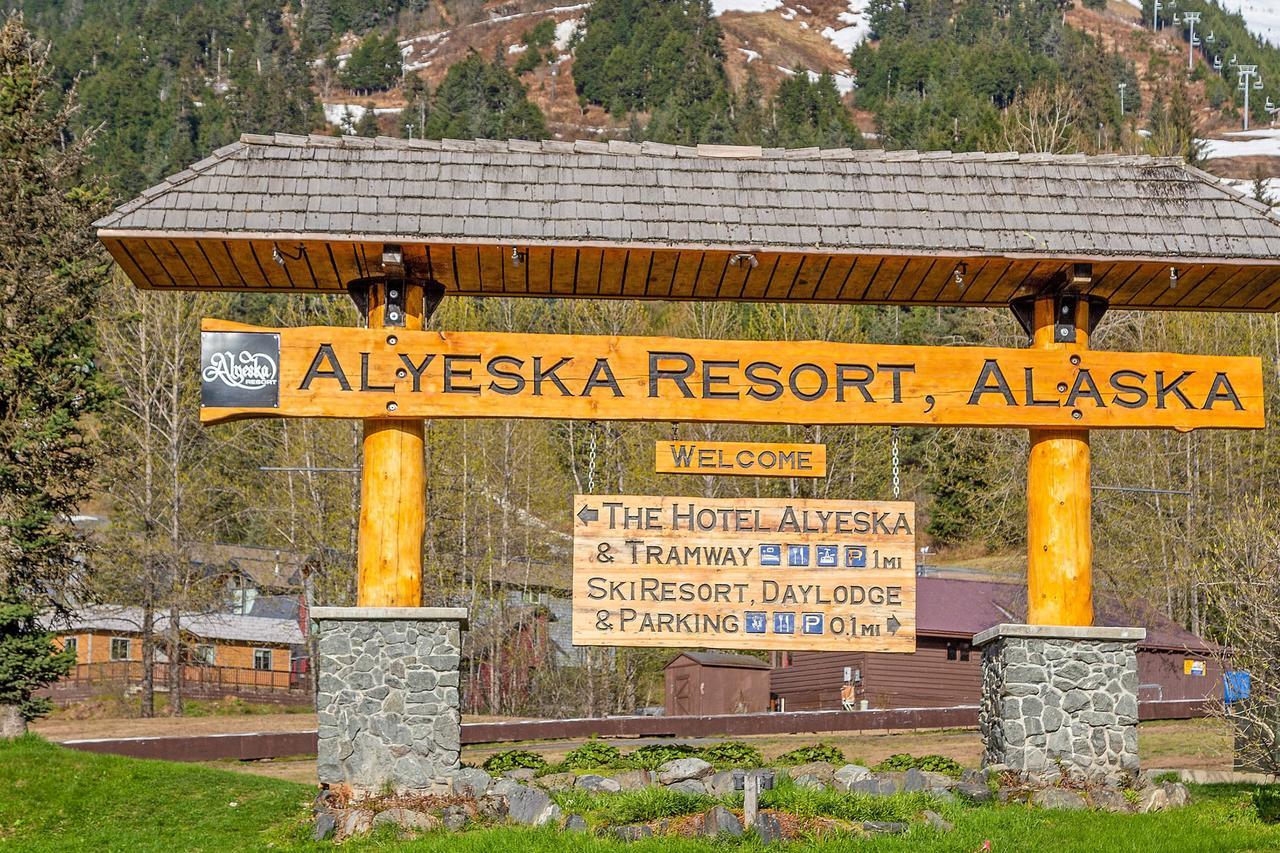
[664,651,770,717]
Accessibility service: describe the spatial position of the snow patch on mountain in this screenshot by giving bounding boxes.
[711,0,783,14]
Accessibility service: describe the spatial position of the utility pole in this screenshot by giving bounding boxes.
[1118,82,1127,116]
[1183,12,1201,71]
[1238,64,1261,130]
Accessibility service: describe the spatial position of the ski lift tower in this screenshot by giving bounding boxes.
[1238,65,1262,130]
[1183,12,1201,71]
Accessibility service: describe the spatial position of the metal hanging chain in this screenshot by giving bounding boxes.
[587,422,598,494]
[671,422,679,442]
[890,426,901,500]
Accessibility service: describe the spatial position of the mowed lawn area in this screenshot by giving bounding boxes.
[2,736,1279,853]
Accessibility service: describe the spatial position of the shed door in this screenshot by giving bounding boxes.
[671,673,693,716]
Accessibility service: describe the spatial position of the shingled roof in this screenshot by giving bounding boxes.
[96,134,1280,311]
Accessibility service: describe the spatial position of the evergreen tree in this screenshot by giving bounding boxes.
[354,102,381,136]
[0,14,110,736]
[424,51,547,141]
[767,71,864,149]
[340,31,402,93]
[1251,164,1275,209]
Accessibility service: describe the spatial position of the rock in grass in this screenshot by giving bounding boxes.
[564,814,589,832]
[502,768,537,782]
[960,768,989,786]
[752,812,784,843]
[502,783,562,826]
[613,824,653,841]
[441,805,468,830]
[666,778,708,796]
[1090,788,1133,813]
[923,809,954,832]
[658,757,714,784]
[863,820,909,834]
[536,772,578,792]
[701,805,744,838]
[340,808,373,837]
[922,771,956,793]
[792,774,827,790]
[312,812,337,841]
[787,761,836,785]
[451,767,494,798]
[706,770,745,797]
[373,808,440,831]
[576,774,622,793]
[833,764,872,791]
[1138,782,1189,813]
[1031,788,1088,811]
[902,767,928,792]
[611,769,652,791]
[954,781,994,803]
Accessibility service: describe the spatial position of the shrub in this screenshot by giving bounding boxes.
[482,749,548,773]
[776,743,845,765]
[873,753,917,772]
[627,743,702,770]
[700,741,764,769]
[1254,787,1280,824]
[563,740,623,770]
[872,753,964,776]
[762,775,937,821]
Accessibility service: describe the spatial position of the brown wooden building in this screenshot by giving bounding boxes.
[665,651,771,716]
[770,577,1220,713]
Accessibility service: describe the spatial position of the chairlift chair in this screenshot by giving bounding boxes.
[1206,31,1215,44]
[1214,56,1223,70]
[1256,78,1265,91]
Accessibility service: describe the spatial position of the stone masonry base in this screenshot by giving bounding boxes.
[974,623,1145,785]
[312,607,469,794]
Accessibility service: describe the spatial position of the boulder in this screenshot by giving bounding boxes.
[312,812,337,842]
[901,767,928,792]
[501,783,562,826]
[502,768,537,782]
[576,774,622,793]
[613,824,653,841]
[658,757,715,785]
[441,805,469,831]
[612,769,653,791]
[786,761,836,784]
[923,810,954,832]
[753,812,784,844]
[564,814,589,832]
[863,821,909,834]
[833,764,873,791]
[954,781,994,803]
[666,778,708,796]
[340,808,373,838]
[536,772,578,792]
[1090,788,1134,813]
[373,808,441,832]
[477,796,507,821]
[451,767,494,798]
[706,770,745,797]
[960,768,989,786]
[792,774,827,790]
[922,771,956,792]
[1031,788,1088,811]
[701,805,744,838]
[849,777,897,797]
[1138,782,1189,813]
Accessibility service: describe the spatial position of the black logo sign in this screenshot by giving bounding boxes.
[201,332,280,408]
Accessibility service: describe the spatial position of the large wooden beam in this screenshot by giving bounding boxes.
[357,276,425,607]
[1026,294,1092,626]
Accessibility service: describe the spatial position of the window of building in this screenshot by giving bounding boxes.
[110,637,131,661]
[253,648,272,671]
[946,643,957,661]
[523,589,548,605]
[195,644,215,666]
[63,636,78,659]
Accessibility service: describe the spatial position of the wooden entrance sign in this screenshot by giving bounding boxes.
[572,494,916,652]
[198,320,1264,431]
[655,441,827,477]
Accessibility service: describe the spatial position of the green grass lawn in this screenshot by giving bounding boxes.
[2,736,1279,852]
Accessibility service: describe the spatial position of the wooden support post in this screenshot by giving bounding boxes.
[357,277,425,607]
[1026,294,1092,626]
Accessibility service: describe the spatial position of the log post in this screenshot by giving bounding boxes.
[357,276,425,607]
[1026,293,1092,626]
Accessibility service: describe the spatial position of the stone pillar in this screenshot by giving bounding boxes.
[974,623,1144,785]
[312,607,468,794]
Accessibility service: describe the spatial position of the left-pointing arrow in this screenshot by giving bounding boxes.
[577,505,599,525]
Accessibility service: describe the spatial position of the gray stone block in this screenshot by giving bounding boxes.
[701,805,743,837]
[658,757,714,784]
[576,774,622,793]
[666,778,709,796]
[451,767,493,798]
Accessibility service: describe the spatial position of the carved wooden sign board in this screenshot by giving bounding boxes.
[200,320,1266,431]
[572,495,917,652]
[654,441,827,478]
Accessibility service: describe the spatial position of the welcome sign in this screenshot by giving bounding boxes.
[572,494,916,652]
[199,320,1266,430]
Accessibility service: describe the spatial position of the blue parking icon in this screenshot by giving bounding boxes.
[745,611,767,634]
[787,545,810,567]
[759,544,781,567]
[845,545,867,568]
[773,612,796,634]
[816,545,838,567]
[801,613,824,635]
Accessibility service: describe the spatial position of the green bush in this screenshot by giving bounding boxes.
[482,749,549,774]
[562,740,623,770]
[700,741,764,769]
[1254,787,1280,824]
[626,743,702,770]
[761,775,938,821]
[776,743,845,766]
[872,753,964,776]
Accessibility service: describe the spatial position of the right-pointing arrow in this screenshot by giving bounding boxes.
[886,614,901,636]
[577,505,599,525]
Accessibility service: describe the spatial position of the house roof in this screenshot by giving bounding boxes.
[916,577,1215,653]
[189,543,308,589]
[52,605,305,646]
[668,651,773,670]
[97,134,1280,311]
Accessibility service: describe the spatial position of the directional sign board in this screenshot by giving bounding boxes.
[572,495,916,652]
